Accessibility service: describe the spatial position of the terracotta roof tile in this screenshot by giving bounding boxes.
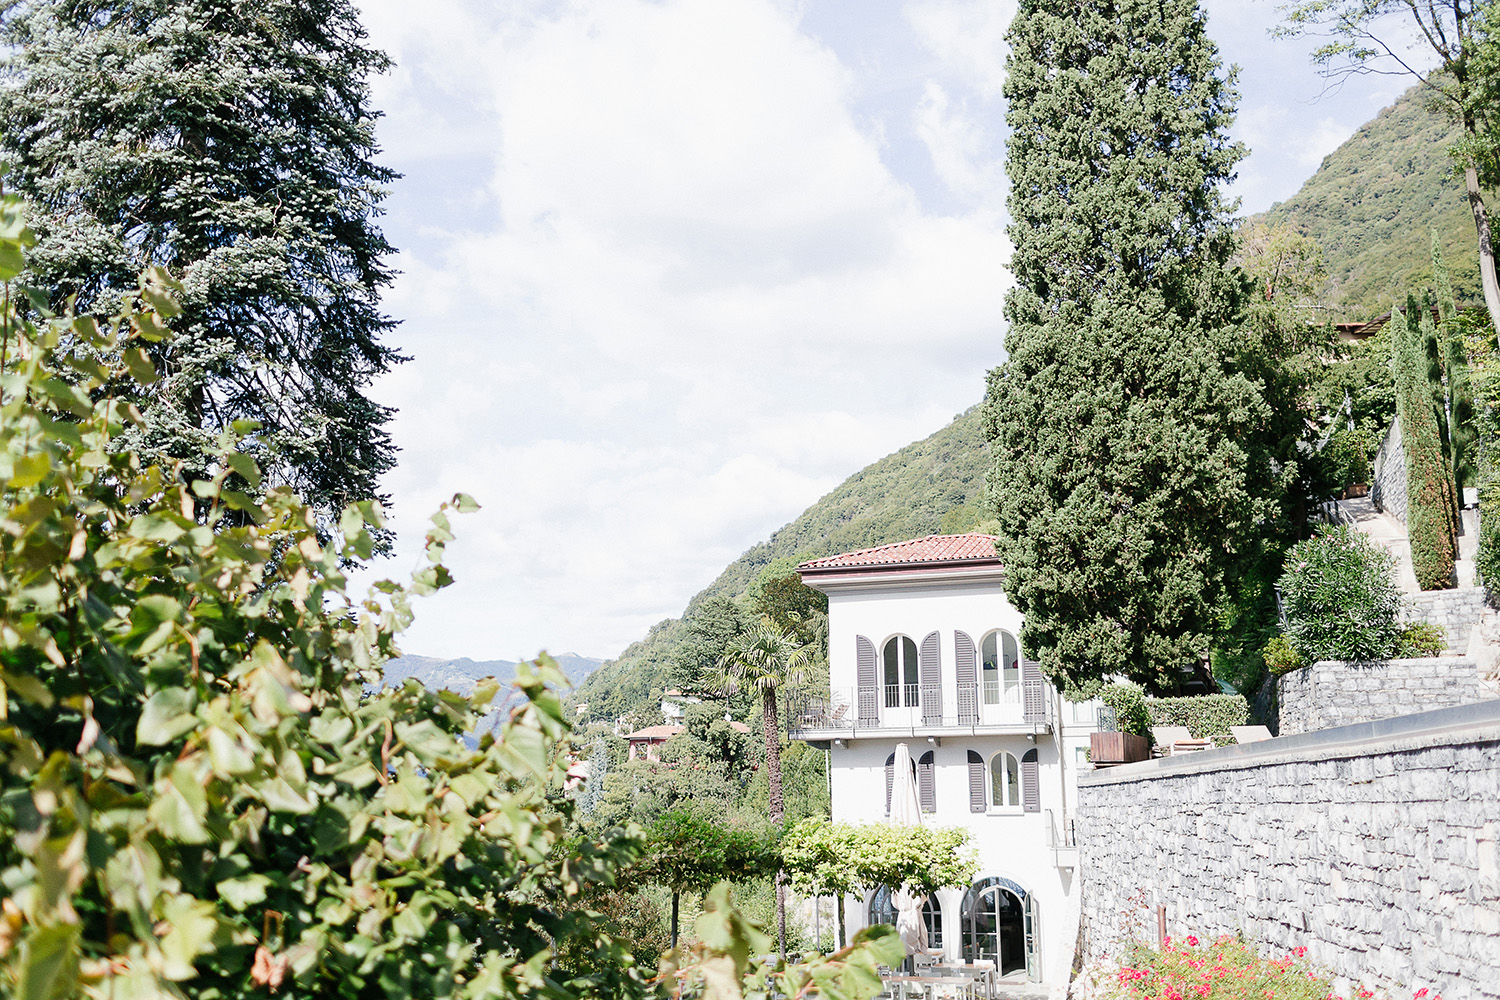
[625,725,683,740]
[797,533,1000,571]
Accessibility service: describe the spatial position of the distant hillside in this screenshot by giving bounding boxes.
[574,405,991,724]
[386,652,602,696]
[1250,83,1484,322]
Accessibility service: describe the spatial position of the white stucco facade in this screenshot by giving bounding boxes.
[795,536,1098,989]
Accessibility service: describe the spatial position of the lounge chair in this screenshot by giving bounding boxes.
[1230,725,1273,744]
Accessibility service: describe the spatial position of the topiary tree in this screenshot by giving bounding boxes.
[635,808,778,947]
[1276,525,1405,663]
[780,820,976,950]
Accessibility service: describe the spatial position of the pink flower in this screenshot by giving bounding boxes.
[1415,991,1429,999]
[1186,935,1199,947]
[1294,947,1307,958]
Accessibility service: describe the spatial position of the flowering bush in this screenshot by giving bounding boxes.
[1277,525,1405,662]
[1078,936,1446,1000]
[1114,936,1332,1000]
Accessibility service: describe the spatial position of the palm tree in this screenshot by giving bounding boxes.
[713,615,813,955]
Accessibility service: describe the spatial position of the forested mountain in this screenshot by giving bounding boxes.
[1249,83,1482,322]
[385,652,602,694]
[574,405,991,724]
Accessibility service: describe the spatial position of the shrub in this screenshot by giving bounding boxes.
[1098,682,1153,742]
[1395,621,1447,657]
[1263,633,1304,675]
[1146,694,1249,740]
[0,203,903,1000]
[1479,484,1500,603]
[1278,525,1405,661]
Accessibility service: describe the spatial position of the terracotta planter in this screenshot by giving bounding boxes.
[1089,732,1150,766]
[1343,483,1369,499]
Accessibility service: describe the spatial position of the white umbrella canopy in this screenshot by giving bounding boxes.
[888,743,928,957]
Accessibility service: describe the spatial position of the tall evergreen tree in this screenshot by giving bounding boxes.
[0,0,401,526]
[984,0,1277,695]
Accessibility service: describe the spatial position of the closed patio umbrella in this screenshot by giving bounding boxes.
[888,743,928,957]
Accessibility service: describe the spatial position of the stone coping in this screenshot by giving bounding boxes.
[1305,655,1475,669]
[1080,697,1500,786]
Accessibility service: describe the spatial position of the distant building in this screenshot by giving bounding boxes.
[625,719,751,761]
[790,533,1098,989]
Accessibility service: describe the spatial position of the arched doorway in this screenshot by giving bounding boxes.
[960,878,1037,980]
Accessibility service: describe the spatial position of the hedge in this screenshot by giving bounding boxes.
[1146,694,1248,742]
[1097,684,1249,746]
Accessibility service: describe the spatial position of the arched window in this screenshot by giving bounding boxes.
[980,631,1021,705]
[989,751,1020,808]
[868,885,943,948]
[960,878,1036,979]
[883,635,919,707]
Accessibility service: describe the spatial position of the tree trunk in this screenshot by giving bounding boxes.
[671,891,679,950]
[763,689,786,959]
[1463,161,1500,340]
[776,875,788,961]
[837,893,847,950]
[763,690,783,822]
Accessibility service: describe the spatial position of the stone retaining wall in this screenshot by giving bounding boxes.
[1371,416,1407,523]
[1279,656,1482,735]
[1077,701,1500,1000]
[1407,586,1488,653]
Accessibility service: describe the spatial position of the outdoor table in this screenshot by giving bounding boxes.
[881,974,982,999]
[930,964,995,1000]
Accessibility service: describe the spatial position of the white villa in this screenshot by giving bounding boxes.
[792,534,1099,988]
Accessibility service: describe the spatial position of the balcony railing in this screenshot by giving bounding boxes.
[788,681,1052,735]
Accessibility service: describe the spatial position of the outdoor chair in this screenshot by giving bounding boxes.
[1150,726,1193,756]
[1230,725,1273,744]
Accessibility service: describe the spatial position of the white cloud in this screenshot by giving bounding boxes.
[903,0,1015,99]
[353,0,1010,660]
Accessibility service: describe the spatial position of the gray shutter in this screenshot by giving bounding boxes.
[1021,658,1047,724]
[919,631,942,724]
[885,752,895,814]
[857,636,879,724]
[918,750,936,813]
[966,750,985,813]
[955,630,978,725]
[1021,748,1040,813]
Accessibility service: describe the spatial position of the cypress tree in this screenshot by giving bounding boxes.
[0,0,401,526]
[1396,294,1459,589]
[983,0,1276,695]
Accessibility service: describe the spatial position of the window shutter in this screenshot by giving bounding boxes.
[918,750,936,813]
[885,752,896,814]
[955,631,978,725]
[1021,658,1047,724]
[966,750,985,813]
[857,636,878,724]
[1021,748,1040,813]
[919,631,942,724]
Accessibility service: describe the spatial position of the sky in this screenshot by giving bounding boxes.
[348,0,1427,664]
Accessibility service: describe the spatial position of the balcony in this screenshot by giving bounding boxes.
[787,681,1053,739]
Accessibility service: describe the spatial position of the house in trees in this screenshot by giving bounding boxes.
[790,534,1099,987]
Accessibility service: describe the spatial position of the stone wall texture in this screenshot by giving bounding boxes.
[1371,415,1408,523]
[1407,587,1489,653]
[1077,703,1500,1000]
[1279,656,1483,736]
